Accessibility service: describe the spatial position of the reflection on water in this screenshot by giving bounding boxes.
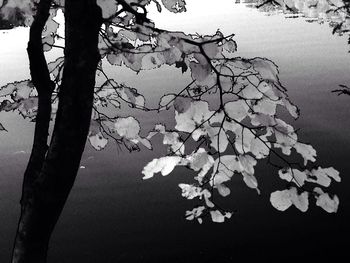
[1,2,350,262]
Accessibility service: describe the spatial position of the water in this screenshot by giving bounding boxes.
[1,2,350,262]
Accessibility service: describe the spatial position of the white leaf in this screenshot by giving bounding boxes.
[250,135,270,159]
[142,156,182,179]
[210,210,232,223]
[241,84,263,100]
[222,39,237,54]
[270,189,293,211]
[138,137,153,150]
[291,191,309,212]
[209,127,228,153]
[278,168,307,187]
[270,187,309,212]
[202,189,214,208]
[224,100,249,122]
[175,100,213,135]
[186,148,214,175]
[273,119,297,155]
[251,58,279,83]
[88,131,108,151]
[253,98,277,116]
[178,184,202,199]
[159,94,176,110]
[309,167,341,187]
[216,183,231,197]
[314,187,339,213]
[211,155,239,186]
[114,117,140,140]
[238,155,257,175]
[185,206,205,223]
[294,142,316,165]
[282,98,299,119]
[242,172,260,194]
[155,125,185,155]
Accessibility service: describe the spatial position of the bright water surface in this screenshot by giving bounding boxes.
[0,1,350,262]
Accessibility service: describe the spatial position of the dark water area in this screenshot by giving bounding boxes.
[1,2,350,262]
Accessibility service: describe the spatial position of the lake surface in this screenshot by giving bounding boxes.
[1,1,350,262]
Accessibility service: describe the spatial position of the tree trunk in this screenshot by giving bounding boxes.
[11,0,103,262]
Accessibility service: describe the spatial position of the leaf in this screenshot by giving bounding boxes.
[309,167,341,187]
[211,154,257,190]
[241,83,264,100]
[210,210,232,223]
[48,57,64,79]
[161,0,186,13]
[88,131,108,151]
[17,98,38,119]
[158,94,176,110]
[314,188,339,213]
[201,189,214,208]
[187,148,213,171]
[294,142,316,165]
[270,189,293,211]
[175,100,213,136]
[0,80,34,100]
[117,85,145,108]
[273,119,297,155]
[251,57,280,84]
[242,172,260,194]
[0,0,35,27]
[253,97,278,116]
[270,187,309,212]
[96,0,119,19]
[237,154,257,176]
[186,148,214,183]
[154,124,185,154]
[190,54,211,82]
[211,155,238,186]
[138,137,153,150]
[224,100,249,122]
[279,168,307,186]
[250,133,270,159]
[114,117,140,140]
[209,127,228,153]
[185,206,205,223]
[123,139,140,152]
[216,183,231,197]
[142,156,183,179]
[279,166,341,188]
[292,191,309,212]
[202,42,220,59]
[178,184,202,199]
[283,97,299,119]
[222,39,237,54]
[141,53,165,70]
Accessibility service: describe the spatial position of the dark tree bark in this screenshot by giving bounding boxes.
[11,0,103,262]
[21,0,54,211]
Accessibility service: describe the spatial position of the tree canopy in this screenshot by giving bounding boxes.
[0,0,343,225]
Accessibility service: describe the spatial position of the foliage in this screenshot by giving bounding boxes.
[247,0,350,48]
[0,0,342,223]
